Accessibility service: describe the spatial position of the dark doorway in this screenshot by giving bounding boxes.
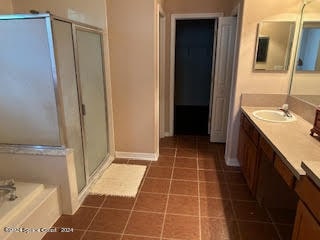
[174,19,215,135]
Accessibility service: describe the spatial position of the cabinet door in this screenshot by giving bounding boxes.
[246,138,258,192]
[238,127,246,169]
[292,201,320,240]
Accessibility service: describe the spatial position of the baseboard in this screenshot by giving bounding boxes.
[164,132,172,137]
[225,157,240,167]
[116,151,159,161]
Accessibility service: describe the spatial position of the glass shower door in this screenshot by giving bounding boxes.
[75,28,109,176]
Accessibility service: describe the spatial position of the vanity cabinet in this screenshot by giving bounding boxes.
[292,177,320,240]
[238,114,260,193]
[238,112,298,208]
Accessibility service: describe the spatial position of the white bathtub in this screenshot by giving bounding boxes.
[0,182,61,240]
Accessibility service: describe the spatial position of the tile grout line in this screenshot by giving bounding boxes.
[79,194,109,240]
[119,161,151,240]
[159,145,177,239]
[222,149,243,240]
[265,208,283,240]
[197,138,202,240]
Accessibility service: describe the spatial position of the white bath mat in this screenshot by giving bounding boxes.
[90,163,147,197]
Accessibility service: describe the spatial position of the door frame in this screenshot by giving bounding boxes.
[169,13,223,136]
[159,6,166,138]
[225,3,242,166]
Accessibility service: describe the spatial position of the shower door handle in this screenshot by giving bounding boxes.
[82,104,86,116]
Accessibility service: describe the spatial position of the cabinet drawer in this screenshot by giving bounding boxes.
[274,155,296,189]
[295,176,320,223]
[259,137,274,162]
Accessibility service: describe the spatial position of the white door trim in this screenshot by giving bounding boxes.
[169,12,224,136]
[159,13,166,138]
[225,3,242,165]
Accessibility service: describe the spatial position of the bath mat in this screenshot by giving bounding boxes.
[90,163,147,197]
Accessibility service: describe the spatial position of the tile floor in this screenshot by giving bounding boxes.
[42,136,295,240]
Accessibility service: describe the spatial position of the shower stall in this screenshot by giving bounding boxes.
[0,14,110,193]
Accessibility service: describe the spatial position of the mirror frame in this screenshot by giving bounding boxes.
[253,21,296,72]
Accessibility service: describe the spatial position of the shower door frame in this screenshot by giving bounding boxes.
[50,15,110,194]
[70,22,110,190]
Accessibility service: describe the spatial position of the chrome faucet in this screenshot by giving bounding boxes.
[0,179,17,201]
[279,104,292,118]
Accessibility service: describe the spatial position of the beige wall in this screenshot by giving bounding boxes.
[12,0,106,29]
[0,0,12,13]
[226,0,301,163]
[107,0,158,154]
[163,0,236,133]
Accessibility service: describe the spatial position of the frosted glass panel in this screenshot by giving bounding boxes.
[0,18,60,146]
[53,19,86,192]
[76,29,108,175]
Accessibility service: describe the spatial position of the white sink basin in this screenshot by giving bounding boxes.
[253,110,296,123]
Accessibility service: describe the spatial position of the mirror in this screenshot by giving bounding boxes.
[254,21,296,71]
[290,0,320,106]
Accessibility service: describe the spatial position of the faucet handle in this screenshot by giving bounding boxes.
[282,104,289,111]
[5,179,15,186]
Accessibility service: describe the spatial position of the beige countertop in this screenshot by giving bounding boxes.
[301,161,320,188]
[241,106,320,182]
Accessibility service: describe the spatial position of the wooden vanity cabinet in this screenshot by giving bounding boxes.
[238,113,260,194]
[292,176,320,240]
[292,201,320,240]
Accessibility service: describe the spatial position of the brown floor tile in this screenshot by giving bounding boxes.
[82,194,106,207]
[198,159,222,170]
[122,236,160,240]
[102,196,136,210]
[201,218,240,240]
[88,209,130,233]
[134,192,167,213]
[177,141,197,149]
[82,231,121,240]
[159,148,176,156]
[228,184,255,201]
[238,221,280,240]
[233,201,271,222]
[113,159,129,164]
[200,198,234,218]
[42,230,85,240]
[275,224,293,240]
[170,180,198,196]
[167,195,199,216]
[140,178,170,194]
[127,160,151,166]
[174,157,198,169]
[197,143,217,151]
[199,170,225,183]
[160,139,177,148]
[125,212,164,237]
[172,168,198,181]
[198,151,216,159]
[53,207,98,230]
[267,208,296,224]
[224,172,246,185]
[199,182,230,199]
[163,214,199,239]
[151,156,174,167]
[147,166,172,179]
[176,148,197,158]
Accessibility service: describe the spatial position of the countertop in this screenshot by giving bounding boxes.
[241,106,320,185]
[301,161,320,189]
